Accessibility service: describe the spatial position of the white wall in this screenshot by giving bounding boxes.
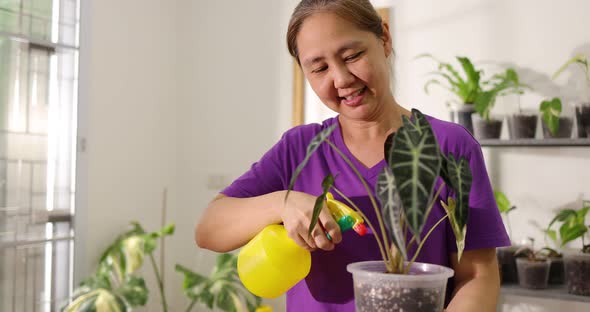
[174,1,291,311]
[77,0,179,309]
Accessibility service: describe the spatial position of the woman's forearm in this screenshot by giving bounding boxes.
[446,248,501,312]
[446,268,500,312]
[195,191,285,252]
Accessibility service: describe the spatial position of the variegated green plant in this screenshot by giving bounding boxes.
[176,253,262,312]
[286,109,473,274]
[540,97,563,136]
[553,53,590,88]
[62,222,175,312]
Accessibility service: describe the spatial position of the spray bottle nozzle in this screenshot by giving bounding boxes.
[325,192,367,236]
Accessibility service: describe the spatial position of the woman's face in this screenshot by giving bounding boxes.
[296,12,392,121]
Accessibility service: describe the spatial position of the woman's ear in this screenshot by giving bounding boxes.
[381,22,393,57]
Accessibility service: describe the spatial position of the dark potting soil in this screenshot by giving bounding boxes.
[509,115,537,139]
[566,259,590,296]
[575,105,590,138]
[518,261,549,289]
[548,258,565,285]
[497,247,519,284]
[473,119,502,139]
[354,282,444,312]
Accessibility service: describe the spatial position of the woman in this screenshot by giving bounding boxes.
[196,1,509,311]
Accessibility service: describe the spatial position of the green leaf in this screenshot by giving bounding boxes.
[120,235,145,274]
[546,229,557,244]
[494,191,511,214]
[308,174,336,237]
[116,276,148,307]
[376,166,407,261]
[388,109,442,239]
[175,253,262,312]
[445,154,472,232]
[440,198,466,262]
[561,223,588,246]
[540,97,562,136]
[553,53,589,80]
[286,124,337,199]
[176,264,209,299]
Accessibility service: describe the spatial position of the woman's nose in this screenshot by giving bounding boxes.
[332,65,355,89]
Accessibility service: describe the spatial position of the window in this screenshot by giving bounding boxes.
[0,0,80,311]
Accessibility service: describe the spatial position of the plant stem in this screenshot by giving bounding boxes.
[149,253,169,312]
[185,299,197,312]
[326,140,393,265]
[405,214,449,272]
[332,186,390,269]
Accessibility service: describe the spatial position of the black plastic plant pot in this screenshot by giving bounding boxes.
[516,258,550,289]
[451,105,475,134]
[575,104,590,138]
[473,118,503,140]
[508,114,537,139]
[548,257,565,285]
[497,246,519,284]
[564,252,590,296]
[541,117,573,138]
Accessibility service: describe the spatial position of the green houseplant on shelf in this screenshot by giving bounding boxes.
[553,53,590,138]
[286,109,473,311]
[417,54,528,139]
[416,54,483,134]
[546,201,590,296]
[513,238,553,289]
[62,222,266,312]
[494,191,519,284]
[539,97,573,138]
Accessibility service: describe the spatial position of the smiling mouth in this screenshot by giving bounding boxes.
[340,87,367,107]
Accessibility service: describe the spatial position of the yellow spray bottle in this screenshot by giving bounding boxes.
[237,192,367,298]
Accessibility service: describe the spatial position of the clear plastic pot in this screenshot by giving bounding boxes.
[347,261,454,312]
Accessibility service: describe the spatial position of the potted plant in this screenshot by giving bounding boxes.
[539,97,573,138]
[176,254,265,312]
[417,54,526,139]
[63,222,267,312]
[546,201,590,296]
[553,53,590,138]
[287,109,473,311]
[62,222,175,311]
[513,239,551,289]
[494,191,519,284]
[472,68,529,140]
[507,79,536,139]
[417,54,483,134]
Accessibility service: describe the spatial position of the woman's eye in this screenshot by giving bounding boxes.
[312,66,328,73]
[345,51,363,62]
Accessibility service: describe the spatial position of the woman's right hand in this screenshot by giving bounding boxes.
[281,191,342,251]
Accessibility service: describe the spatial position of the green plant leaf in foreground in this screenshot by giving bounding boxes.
[286,124,337,200]
[388,109,442,240]
[444,154,471,233]
[176,253,261,312]
[308,174,336,238]
[376,166,407,262]
[440,198,466,262]
[540,97,562,136]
